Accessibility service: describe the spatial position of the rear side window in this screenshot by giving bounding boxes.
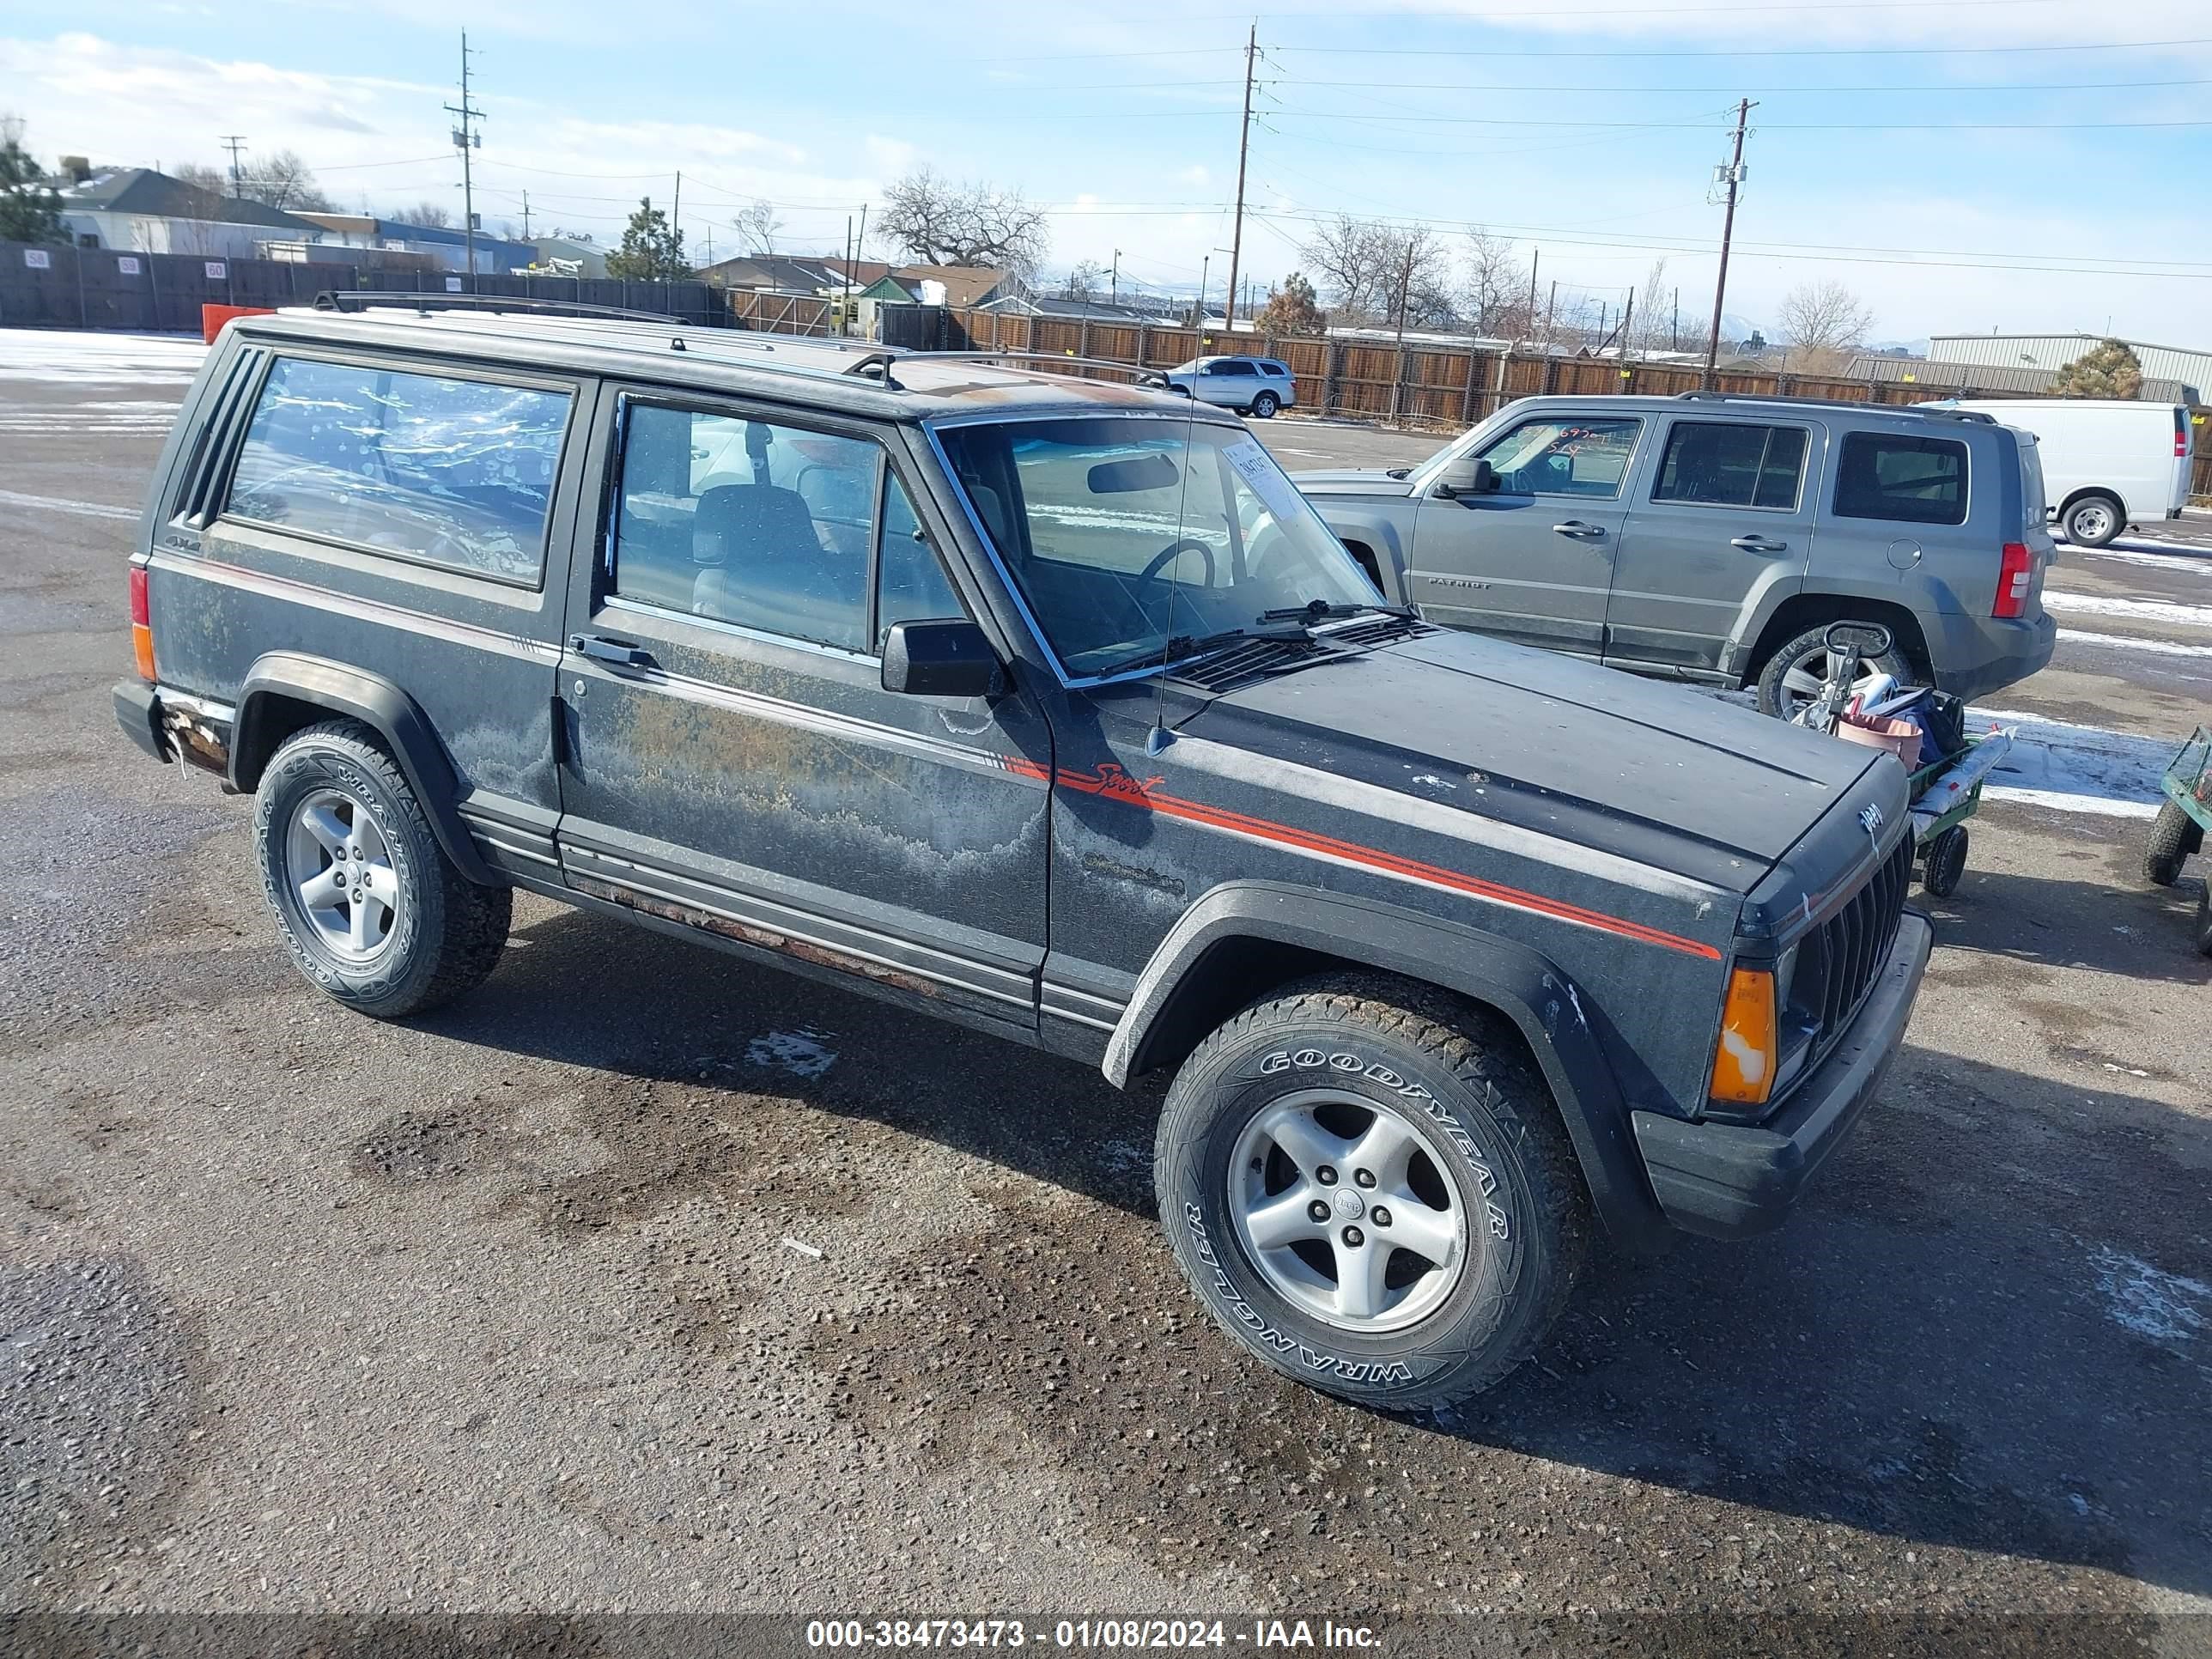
[226,356,571,583]
[1833,432,1968,526]
[1651,421,1808,510]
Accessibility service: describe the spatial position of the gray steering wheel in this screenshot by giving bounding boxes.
[1139,538,1217,587]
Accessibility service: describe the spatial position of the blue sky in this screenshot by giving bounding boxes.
[3,1,2208,343]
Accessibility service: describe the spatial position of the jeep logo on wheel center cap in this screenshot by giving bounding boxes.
[1332,1188,1365,1220]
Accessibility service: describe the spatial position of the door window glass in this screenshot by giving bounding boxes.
[1833,432,1969,526]
[875,474,967,647]
[1474,417,1640,498]
[227,356,569,583]
[1651,422,1808,509]
[611,404,876,653]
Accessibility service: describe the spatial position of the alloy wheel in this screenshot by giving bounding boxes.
[1227,1088,1470,1332]
[283,787,400,960]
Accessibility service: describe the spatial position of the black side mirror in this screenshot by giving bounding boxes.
[1470,459,1499,494]
[882,618,1003,699]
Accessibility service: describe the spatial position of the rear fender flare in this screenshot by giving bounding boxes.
[231,651,495,884]
[1106,881,1669,1253]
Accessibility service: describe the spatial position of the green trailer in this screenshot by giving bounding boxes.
[2142,724,2212,957]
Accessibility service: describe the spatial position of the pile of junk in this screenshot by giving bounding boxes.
[1786,622,2018,898]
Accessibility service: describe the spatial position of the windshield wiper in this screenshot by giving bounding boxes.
[1255,599,1419,626]
[1090,623,1306,681]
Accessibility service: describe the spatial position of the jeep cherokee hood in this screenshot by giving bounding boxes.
[1175,627,1881,895]
[1288,468,1419,497]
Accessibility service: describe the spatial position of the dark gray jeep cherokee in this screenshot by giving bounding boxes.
[116,303,1931,1407]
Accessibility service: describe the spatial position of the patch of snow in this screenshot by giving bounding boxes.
[0,329,206,386]
[1969,705,2173,819]
[2078,544,2212,575]
[0,488,137,522]
[2058,627,2212,660]
[2089,1244,2209,1351]
[1410,773,1457,791]
[744,1028,838,1079]
[2044,590,2212,629]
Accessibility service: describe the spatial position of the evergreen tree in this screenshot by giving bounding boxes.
[0,131,67,246]
[1255,271,1327,337]
[2051,338,2145,400]
[605,197,691,281]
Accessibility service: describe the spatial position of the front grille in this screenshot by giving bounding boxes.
[1789,832,1914,1057]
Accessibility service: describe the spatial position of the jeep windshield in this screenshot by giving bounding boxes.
[934,416,1381,679]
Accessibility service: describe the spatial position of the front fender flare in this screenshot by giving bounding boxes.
[1106,881,1669,1254]
[231,651,495,884]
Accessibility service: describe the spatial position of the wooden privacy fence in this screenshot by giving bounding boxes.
[720,296,2212,500]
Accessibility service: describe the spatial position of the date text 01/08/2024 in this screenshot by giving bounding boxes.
[802,1618,1382,1649]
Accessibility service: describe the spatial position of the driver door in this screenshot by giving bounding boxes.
[1407,414,1644,659]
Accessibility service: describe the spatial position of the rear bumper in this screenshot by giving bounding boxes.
[114,678,169,762]
[1926,611,2055,703]
[115,678,234,776]
[1632,911,1933,1240]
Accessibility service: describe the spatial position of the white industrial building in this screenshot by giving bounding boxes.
[1928,333,2209,402]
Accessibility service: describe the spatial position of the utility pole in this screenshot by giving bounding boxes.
[1526,248,1538,343]
[1195,253,1210,331]
[1223,21,1257,329]
[520,190,532,241]
[1620,288,1635,362]
[672,171,682,266]
[445,33,485,290]
[1545,278,1558,354]
[1389,234,1417,421]
[1672,286,1680,351]
[842,215,854,338]
[1703,97,1755,389]
[1110,248,1121,306]
[220,136,246,198]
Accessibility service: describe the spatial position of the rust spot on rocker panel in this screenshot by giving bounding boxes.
[571,874,938,998]
[161,708,229,775]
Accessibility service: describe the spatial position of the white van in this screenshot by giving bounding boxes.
[1941,398,2191,547]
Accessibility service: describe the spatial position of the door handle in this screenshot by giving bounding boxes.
[1731,535,1790,554]
[1553,520,1607,539]
[571,634,657,669]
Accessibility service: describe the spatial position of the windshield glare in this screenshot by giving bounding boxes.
[935,417,1379,677]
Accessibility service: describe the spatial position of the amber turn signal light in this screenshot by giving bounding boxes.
[1711,965,1777,1109]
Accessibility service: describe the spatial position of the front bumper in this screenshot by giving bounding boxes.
[1632,911,1933,1240]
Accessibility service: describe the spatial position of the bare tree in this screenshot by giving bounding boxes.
[1776,279,1875,374]
[235,149,332,214]
[876,167,1049,281]
[173,161,228,198]
[1376,225,1458,331]
[732,199,781,257]
[1301,214,1386,319]
[392,201,453,228]
[1463,227,1528,338]
[1063,258,1104,301]
[1629,258,1673,355]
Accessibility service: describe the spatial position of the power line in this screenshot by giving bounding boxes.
[1269,33,2212,57]
[1266,106,2212,129]
[1262,74,2212,94]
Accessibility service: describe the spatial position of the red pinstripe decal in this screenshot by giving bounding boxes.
[1024,758,1722,961]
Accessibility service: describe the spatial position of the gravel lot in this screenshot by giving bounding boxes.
[3,335,2209,1655]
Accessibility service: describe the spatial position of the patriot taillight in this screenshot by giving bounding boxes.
[129,564,155,682]
[2178,409,2191,459]
[1994,542,2033,620]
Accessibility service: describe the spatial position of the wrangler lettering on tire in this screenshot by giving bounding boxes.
[1155,972,1588,1409]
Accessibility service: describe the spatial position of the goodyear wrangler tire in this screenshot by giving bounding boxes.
[1155,973,1589,1410]
[253,720,510,1019]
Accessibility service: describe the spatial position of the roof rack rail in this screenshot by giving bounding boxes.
[311,289,684,325]
[1670,389,1993,422]
[846,349,1178,394]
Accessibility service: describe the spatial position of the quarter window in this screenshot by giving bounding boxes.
[226,356,570,583]
[1652,422,1808,509]
[1473,417,1640,499]
[876,475,967,647]
[1834,432,1969,526]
